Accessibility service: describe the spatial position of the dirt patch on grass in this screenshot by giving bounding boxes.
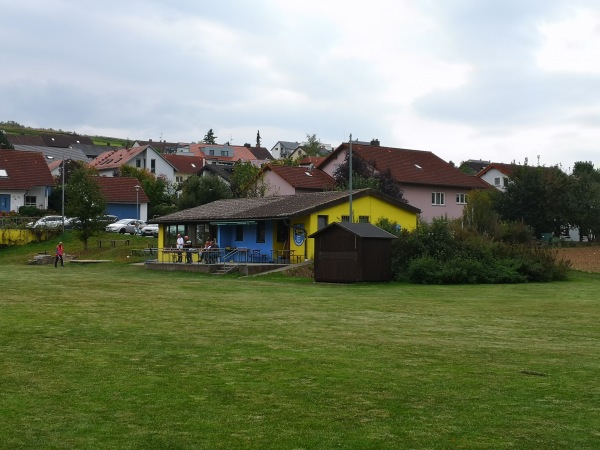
[554,246,600,273]
[282,262,314,278]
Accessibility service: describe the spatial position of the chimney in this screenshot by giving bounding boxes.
[370,139,380,146]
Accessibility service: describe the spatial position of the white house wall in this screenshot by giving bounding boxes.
[479,168,508,191]
[0,186,49,212]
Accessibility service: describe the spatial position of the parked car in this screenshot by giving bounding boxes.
[98,214,118,225]
[140,223,159,237]
[105,219,146,234]
[69,214,118,229]
[27,215,71,230]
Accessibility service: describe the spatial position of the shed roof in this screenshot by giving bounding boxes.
[308,222,398,239]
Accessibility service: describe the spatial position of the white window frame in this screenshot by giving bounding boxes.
[432,192,445,206]
[456,193,467,205]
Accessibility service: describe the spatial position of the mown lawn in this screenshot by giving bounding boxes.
[0,246,599,449]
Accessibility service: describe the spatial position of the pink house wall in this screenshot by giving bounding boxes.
[402,185,467,222]
[263,171,296,196]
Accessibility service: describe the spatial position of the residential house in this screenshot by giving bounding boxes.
[133,140,182,154]
[12,145,89,176]
[163,154,205,186]
[71,143,118,160]
[190,143,273,167]
[475,163,515,191]
[94,177,150,222]
[257,164,336,196]
[0,149,55,212]
[197,164,234,187]
[288,142,333,161]
[152,188,420,263]
[318,142,490,222]
[270,141,299,160]
[89,145,176,181]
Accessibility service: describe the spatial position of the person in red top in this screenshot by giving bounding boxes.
[55,242,64,268]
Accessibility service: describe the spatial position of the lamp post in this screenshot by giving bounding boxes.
[61,155,65,232]
[135,185,141,221]
[46,154,65,232]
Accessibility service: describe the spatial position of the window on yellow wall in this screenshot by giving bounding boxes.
[341,215,350,222]
[358,215,370,223]
[276,220,287,243]
[317,215,328,230]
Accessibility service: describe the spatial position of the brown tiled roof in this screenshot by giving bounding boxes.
[40,134,94,147]
[6,135,45,146]
[266,165,336,190]
[154,188,420,223]
[0,149,55,190]
[247,146,274,160]
[298,156,326,166]
[475,163,517,177]
[89,145,149,171]
[323,143,489,189]
[189,143,270,163]
[94,177,149,203]
[162,154,205,174]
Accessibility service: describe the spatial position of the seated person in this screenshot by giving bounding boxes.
[198,240,211,263]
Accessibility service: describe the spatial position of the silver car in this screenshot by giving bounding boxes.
[140,224,159,237]
[105,219,146,234]
[27,215,70,229]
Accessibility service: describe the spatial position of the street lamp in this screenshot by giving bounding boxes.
[135,185,141,221]
[61,155,65,232]
[46,154,65,231]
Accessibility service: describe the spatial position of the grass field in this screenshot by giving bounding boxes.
[1,237,599,449]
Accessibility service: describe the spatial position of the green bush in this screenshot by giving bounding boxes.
[393,219,571,284]
[18,206,44,217]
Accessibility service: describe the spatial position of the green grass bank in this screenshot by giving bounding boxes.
[1,237,599,448]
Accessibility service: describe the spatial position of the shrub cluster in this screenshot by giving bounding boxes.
[391,219,571,284]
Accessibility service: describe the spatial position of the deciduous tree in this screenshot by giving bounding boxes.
[65,167,107,250]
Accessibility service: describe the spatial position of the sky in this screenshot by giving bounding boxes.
[2,0,600,172]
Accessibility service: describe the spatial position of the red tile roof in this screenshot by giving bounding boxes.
[475,163,517,177]
[89,145,149,170]
[94,177,149,203]
[189,143,270,163]
[297,156,326,166]
[265,165,336,190]
[0,149,55,190]
[324,143,489,189]
[162,154,204,174]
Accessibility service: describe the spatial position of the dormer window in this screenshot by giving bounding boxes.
[0,169,7,177]
[414,164,422,170]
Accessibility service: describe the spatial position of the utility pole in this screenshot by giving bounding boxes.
[349,134,353,223]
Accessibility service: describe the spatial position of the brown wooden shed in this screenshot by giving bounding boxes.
[308,222,398,283]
